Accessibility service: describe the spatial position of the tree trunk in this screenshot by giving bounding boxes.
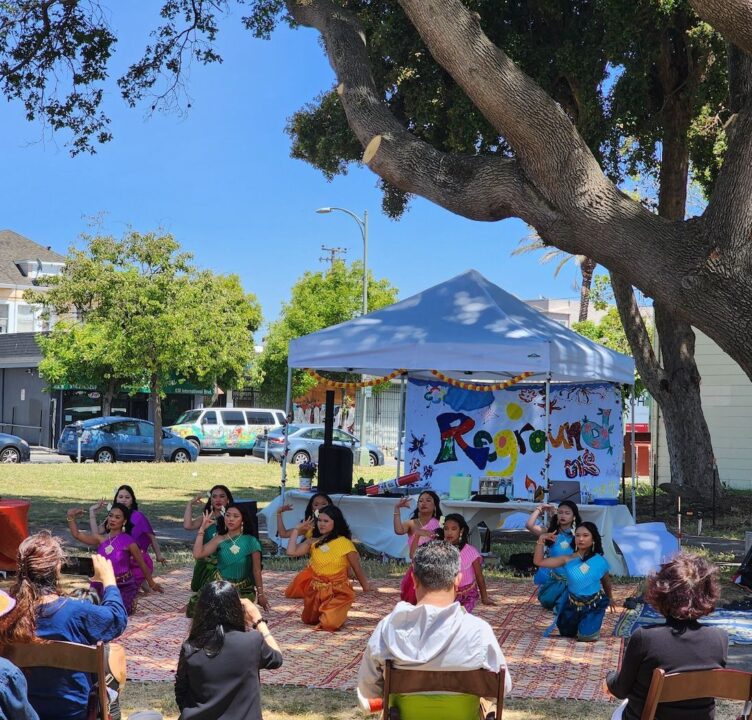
[578,257,596,322]
[613,29,720,498]
[653,304,717,495]
[151,373,163,463]
[101,378,116,417]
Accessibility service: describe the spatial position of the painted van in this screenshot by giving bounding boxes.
[166,408,286,453]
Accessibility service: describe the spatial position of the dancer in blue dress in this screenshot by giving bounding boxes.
[533,521,615,641]
[526,500,582,609]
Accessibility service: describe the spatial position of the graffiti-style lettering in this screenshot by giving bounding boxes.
[548,424,573,449]
[564,450,600,478]
[581,409,614,454]
[493,429,518,477]
[529,430,547,453]
[473,430,497,463]
[513,422,535,454]
[434,413,490,469]
[566,421,583,451]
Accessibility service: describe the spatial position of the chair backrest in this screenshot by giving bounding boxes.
[641,667,752,720]
[382,660,505,720]
[0,639,109,720]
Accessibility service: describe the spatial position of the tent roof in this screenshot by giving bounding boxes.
[288,269,635,384]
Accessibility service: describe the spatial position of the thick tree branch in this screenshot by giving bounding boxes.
[396,0,619,214]
[701,46,752,260]
[689,0,752,56]
[285,0,558,227]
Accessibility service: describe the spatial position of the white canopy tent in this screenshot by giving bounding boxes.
[288,269,634,383]
[283,269,637,510]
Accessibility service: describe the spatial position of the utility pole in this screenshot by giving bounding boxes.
[319,244,347,269]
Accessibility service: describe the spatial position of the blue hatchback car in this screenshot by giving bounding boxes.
[57,416,198,463]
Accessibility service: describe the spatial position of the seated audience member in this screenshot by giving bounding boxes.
[175,580,282,720]
[357,541,511,717]
[0,590,39,720]
[606,552,728,720]
[0,532,128,720]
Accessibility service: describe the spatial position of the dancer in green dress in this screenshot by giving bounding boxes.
[187,503,269,617]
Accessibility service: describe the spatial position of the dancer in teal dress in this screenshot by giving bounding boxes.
[526,500,582,609]
[188,503,269,617]
[533,521,616,641]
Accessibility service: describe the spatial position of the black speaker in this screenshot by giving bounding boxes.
[318,443,354,495]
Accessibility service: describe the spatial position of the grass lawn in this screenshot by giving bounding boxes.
[2,461,395,533]
[120,684,745,720]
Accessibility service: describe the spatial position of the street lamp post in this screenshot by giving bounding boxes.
[316,206,370,466]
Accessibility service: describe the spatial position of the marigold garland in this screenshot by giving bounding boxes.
[305,368,406,389]
[429,369,535,391]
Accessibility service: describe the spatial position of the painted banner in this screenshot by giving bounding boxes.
[403,378,624,499]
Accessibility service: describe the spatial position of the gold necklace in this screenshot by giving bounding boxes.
[227,532,242,555]
[104,532,117,555]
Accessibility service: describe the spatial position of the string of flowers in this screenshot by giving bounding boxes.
[305,368,406,388]
[429,370,536,391]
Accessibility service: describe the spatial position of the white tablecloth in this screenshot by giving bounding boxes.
[260,492,635,574]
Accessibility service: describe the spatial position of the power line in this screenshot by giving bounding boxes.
[319,244,347,269]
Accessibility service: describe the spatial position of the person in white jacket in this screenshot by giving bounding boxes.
[357,540,512,715]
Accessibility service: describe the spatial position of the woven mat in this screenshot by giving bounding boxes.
[614,602,752,645]
[122,567,636,701]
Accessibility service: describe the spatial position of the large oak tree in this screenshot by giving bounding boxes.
[4,0,752,491]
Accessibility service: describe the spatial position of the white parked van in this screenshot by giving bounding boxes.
[166,407,286,453]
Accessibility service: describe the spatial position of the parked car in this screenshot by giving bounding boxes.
[0,432,31,463]
[166,407,286,454]
[57,416,198,463]
[252,424,384,466]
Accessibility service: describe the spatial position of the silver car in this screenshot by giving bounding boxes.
[252,423,384,466]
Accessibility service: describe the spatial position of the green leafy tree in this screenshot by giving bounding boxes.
[4,1,752,495]
[27,231,261,460]
[36,320,129,417]
[256,261,398,400]
[573,308,649,398]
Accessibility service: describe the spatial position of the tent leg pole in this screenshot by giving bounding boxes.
[396,374,407,479]
[544,375,550,502]
[631,387,637,519]
[281,366,293,504]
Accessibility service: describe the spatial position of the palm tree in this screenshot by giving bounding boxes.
[511,236,596,322]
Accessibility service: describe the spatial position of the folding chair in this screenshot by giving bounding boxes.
[0,639,109,720]
[382,659,505,720]
[641,667,752,720]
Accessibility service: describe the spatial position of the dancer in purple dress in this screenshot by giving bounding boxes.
[90,485,166,592]
[68,503,164,614]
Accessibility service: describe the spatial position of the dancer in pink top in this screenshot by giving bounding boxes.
[440,513,494,612]
[393,490,443,604]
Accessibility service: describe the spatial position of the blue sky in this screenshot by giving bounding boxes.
[0,6,583,336]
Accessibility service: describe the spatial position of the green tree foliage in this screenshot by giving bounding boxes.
[256,261,398,400]
[27,231,262,459]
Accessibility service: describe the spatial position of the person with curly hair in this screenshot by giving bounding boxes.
[606,552,728,720]
[533,521,615,641]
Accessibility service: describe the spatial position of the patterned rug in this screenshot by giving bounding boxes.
[122,567,636,701]
[614,603,752,645]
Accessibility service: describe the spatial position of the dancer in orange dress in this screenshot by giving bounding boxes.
[275,492,333,599]
[286,504,374,631]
